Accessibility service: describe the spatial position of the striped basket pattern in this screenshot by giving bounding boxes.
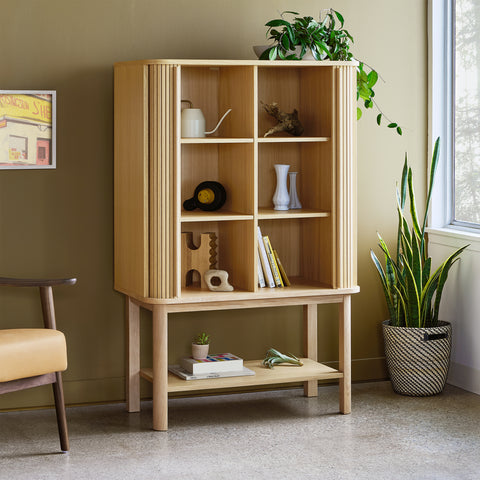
[382,320,452,397]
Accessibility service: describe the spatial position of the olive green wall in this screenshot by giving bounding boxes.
[0,0,427,409]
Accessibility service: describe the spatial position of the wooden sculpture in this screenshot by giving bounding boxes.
[181,232,217,288]
[261,101,304,137]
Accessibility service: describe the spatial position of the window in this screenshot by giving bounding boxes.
[430,0,480,230]
[8,135,27,161]
[454,0,480,226]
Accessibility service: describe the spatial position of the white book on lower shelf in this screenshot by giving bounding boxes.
[169,365,255,381]
[181,353,243,374]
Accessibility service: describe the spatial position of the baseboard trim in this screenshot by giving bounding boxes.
[448,362,480,395]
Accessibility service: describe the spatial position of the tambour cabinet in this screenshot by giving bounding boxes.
[114,59,359,431]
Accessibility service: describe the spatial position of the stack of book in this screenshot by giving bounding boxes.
[257,226,290,288]
[169,353,255,381]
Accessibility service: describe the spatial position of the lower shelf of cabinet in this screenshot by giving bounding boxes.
[139,358,343,393]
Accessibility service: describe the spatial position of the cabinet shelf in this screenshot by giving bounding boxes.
[257,136,330,143]
[258,208,330,219]
[181,211,254,222]
[181,138,254,144]
[139,358,343,394]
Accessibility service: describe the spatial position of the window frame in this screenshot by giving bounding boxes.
[429,0,480,232]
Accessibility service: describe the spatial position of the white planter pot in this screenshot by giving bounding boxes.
[192,343,209,360]
[253,45,326,61]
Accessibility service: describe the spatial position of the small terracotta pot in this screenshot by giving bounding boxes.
[192,343,209,360]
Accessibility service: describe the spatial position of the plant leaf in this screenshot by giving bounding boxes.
[266,19,292,27]
[268,46,278,61]
[432,244,469,324]
[333,9,345,27]
[377,113,382,125]
[367,70,378,87]
[407,167,422,241]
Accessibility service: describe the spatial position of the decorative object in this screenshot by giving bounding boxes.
[181,232,217,289]
[192,332,210,360]
[258,10,402,135]
[204,269,234,292]
[0,90,56,169]
[183,181,227,211]
[272,164,290,210]
[181,99,231,138]
[262,348,303,369]
[371,138,468,396]
[261,101,304,137]
[383,321,452,396]
[288,172,302,209]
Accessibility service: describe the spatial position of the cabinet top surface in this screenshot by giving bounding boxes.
[114,58,359,67]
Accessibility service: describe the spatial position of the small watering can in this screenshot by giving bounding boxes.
[181,100,232,138]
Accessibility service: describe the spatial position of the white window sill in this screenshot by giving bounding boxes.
[427,226,480,252]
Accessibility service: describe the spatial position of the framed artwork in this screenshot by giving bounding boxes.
[0,90,56,169]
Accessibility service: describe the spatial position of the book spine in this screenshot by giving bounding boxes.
[257,226,275,288]
[273,249,290,286]
[257,249,266,288]
[263,236,284,287]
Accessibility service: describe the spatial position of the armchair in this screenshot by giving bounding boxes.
[0,276,76,452]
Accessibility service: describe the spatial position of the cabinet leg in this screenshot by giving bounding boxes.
[339,295,351,414]
[126,297,140,413]
[152,305,168,431]
[303,304,318,397]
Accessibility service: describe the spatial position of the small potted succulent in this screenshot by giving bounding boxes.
[256,9,402,134]
[191,332,211,359]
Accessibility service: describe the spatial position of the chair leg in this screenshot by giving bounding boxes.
[52,372,69,452]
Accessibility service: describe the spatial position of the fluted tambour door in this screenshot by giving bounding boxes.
[149,64,176,299]
[335,65,357,289]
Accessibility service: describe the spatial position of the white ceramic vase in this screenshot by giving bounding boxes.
[273,164,290,210]
[288,172,302,209]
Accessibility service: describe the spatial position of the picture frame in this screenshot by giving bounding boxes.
[0,90,56,169]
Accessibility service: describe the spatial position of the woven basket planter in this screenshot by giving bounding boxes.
[382,320,452,397]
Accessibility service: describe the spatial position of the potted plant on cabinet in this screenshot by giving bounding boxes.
[256,9,402,134]
[192,332,211,360]
[370,138,468,396]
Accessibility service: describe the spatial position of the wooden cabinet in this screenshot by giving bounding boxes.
[114,59,358,430]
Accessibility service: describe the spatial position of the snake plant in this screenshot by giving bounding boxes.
[263,348,303,369]
[370,138,468,328]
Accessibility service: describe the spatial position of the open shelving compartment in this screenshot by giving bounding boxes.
[180,64,255,139]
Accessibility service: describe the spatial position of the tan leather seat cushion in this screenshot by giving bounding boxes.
[0,329,67,382]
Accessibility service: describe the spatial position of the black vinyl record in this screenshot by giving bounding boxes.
[183,181,226,211]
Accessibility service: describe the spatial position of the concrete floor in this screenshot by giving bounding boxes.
[1,381,479,480]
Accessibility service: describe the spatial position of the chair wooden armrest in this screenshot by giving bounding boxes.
[0,277,77,287]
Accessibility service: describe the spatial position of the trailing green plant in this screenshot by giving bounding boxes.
[193,332,210,345]
[261,9,352,61]
[370,138,468,328]
[260,9,402,135]
[262,348,303,369]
